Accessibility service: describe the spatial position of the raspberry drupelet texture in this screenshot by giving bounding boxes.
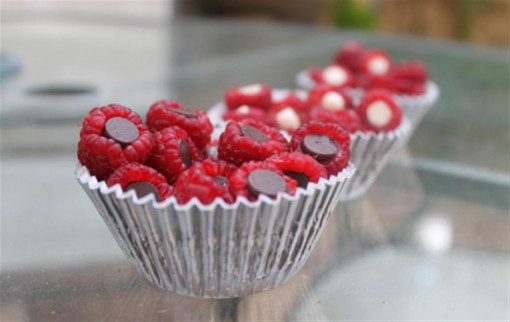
[146,100,213,150]
[357,90,402,133]
[174,159,237,205]
[267,152,327,188]
[223,105,268,123]
[225,84,272,111]
[268,94,308,132]
[107,163,173,201]
[146,126,201,183]
[308,107,363,133]
[78,104,153,181]
[306,85,353,111]
[229,161,297,201]
[218,119,289,166]
[291,121,351,176]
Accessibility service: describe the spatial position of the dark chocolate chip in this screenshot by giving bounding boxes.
[301,134,338,162]
[170,108,198,119]
[214,176,228,185]
[179,140,192,168]
[284,171,309,189]
[103,117,139,145]
[126,181,160,201]
[247,169,287,198]
[240,124,270,143]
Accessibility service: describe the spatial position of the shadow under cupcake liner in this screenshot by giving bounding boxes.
[76,163,355,298]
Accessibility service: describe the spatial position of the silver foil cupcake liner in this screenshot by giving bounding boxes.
[76,162,355,298]
[340,118,412,201]
[295,69,440,127]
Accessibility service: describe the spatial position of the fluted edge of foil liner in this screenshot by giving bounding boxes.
[339,118,412,201]
[295,69,440,127]
[76,162,355,298]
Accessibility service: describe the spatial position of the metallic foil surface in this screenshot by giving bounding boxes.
[76,163,356,298]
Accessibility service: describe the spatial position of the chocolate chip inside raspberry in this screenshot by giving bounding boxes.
[241,124,269,143]
[103,117,139,145]
[301,134,338,162]
[170,108,198,119]
[126,181,160,201]
[284,171,309,188]
[214,176,229,185]
[179,140,192,167]
[247,169,287,198]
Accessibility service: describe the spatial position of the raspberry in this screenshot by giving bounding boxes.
[357,90,402,132]
[229,161,297,201]
[77,104,153,181]
[308,107,363,133]
[267,152,327,188]
[218,119,289,166]
[306,85,353,111]
[107,163,173,201]
[358,50,392,76]
[290,122,350,176]
[225,84,272,111]
[356,74,393,91]
[268,94,308,132]
[146,100,213,150]
[314,65,354,88]
[390,62,428,95]
[174,159,236,205]
[223,105,268,123]
[145,126,201,183]
[332,41,364,72]
[309,68,324,84]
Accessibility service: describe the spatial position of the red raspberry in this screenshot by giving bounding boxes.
[218,119,289,166]
[174,159,236,205]
[223,105,268,123]
[356,73,393,91]
[332,41,364,72]
[358,50,393,76]
[146,100,213,150]
[267,152,327,188]
[107,163,173,201]
[357,90,402,132]
[146,126,201,183]
[309,68,324,84]
[390,62,428,95]
[313,64,354,88]
[267,94,308,131]
[308,107,363,133]
[225,84,272,111]
[229,161,297,201]
[77,104,153,181]
[306,85,353,111]
[290,121,350,176]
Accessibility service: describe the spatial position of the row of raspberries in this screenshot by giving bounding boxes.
[78,102,350,205]
[223,84,402,134]
[308,41,428,95]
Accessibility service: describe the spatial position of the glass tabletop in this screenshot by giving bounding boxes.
[1,17,509,321]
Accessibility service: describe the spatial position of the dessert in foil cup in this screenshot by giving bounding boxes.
[295,69,440,128]
[208,88,411,201]
[76,162,355,298]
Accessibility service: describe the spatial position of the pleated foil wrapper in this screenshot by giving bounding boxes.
[295,69,440,128]
[76,162,355,298]
[339,118,412,201]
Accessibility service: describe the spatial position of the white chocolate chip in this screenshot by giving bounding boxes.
[368,56,390,75]
[236,105,250,114]
[238,84,262,95]
[322,66,348,86]
[321,92,346,111]
[276,107,301,130]
[367,100,392,127]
